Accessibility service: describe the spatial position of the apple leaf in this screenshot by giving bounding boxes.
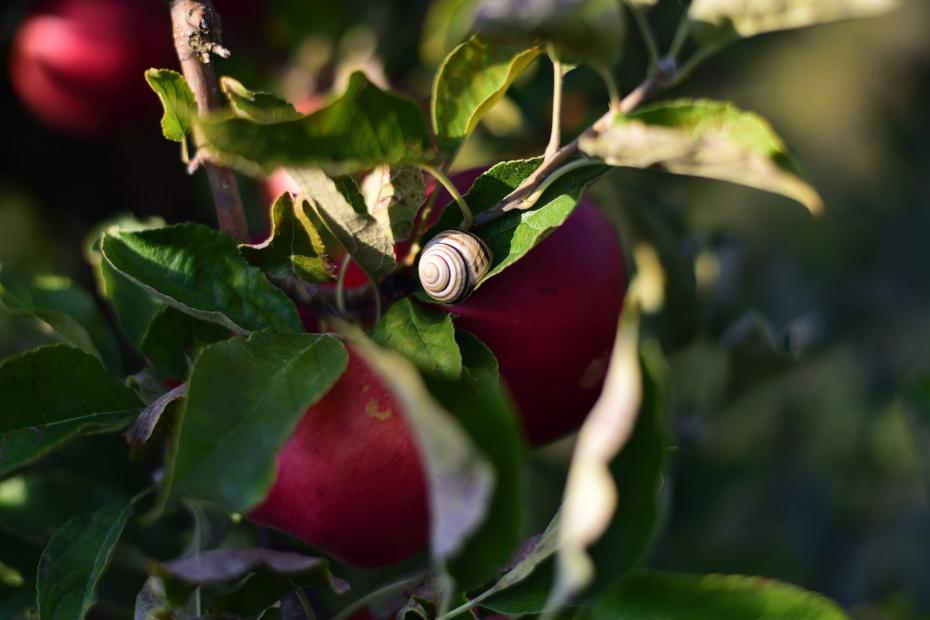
[0,345,141,477]
[587,571,848,620]
[428,157,608,286]
[36,503,132,620]
[420,0,480,65]
[0,265,120,370]
[145,69,196,143]
[689,0,897,40]
[240,192,336,283]
[432,35,542,154]
[139,307,231,379]
[100,223,302,335]
[346,329,494,563]
[475,0,625,67]
[361,165,427,243]
[287,168,397,279]
[372,298,462,380]
[199,72,438,176]
[161,331,348,513]
[123,382,188,448]
[220,76,303,124]
[579,100,824,214]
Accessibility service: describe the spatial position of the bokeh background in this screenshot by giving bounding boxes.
[1,0,929,617]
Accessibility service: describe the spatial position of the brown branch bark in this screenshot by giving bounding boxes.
[170,0,248,242]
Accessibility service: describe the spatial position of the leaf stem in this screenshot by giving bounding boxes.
[335,254,352,316]
[546,52,565,159]
[419,164,473,229]
[517,158,605,212]
[292,583,319,620]
[665,33,739,89]
[330,572,429,620]
[595,64,623,113]
[668,12,692,61]
[169,0,248,242]
[623,0,661,71]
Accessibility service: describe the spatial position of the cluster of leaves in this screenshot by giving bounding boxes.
[0,0,897,619]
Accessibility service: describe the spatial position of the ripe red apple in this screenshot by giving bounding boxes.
[249,348,429,567]
[9,0,174,135]
[435,172,626,445]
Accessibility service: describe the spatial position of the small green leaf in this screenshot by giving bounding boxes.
[432,35,542,154]
[0,346,141,477]
[689,0,897,39]
[220,76,303,124]
[139,307,231,379]
[429,157,607,285]
[145,69,196,143]
[199,72,438,176]
[372,298,462,380]
[420,0,480,64]
[240,192,337,283]
[587,571,849,620]
[287,168,397,279]
[475,0,625,67]
[101,223,302,335]
[0,265,120,370]
[347,329,494,562]
[361,165,428,243]
[37,503,132,620]
[579,100,824,213]
[162,331,348,513]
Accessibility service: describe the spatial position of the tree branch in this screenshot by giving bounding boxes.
[170,0,248,242]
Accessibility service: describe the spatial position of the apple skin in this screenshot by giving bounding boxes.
[249,348,429,567]
[431,172,626,445]
[9,0,174,135]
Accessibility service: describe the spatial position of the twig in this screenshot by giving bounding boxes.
[170,0,248,242]
[545,53,565,159]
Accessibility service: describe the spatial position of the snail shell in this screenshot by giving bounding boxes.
[418,230,492,304]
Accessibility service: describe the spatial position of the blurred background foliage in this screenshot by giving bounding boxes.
[1,0,929,618]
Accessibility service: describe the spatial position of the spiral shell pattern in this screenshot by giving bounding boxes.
[418,230,492,304]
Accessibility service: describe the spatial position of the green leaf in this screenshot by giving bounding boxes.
[689,0,897,40]
[240,192,336,284]
[0,346,141,477]
[346,329,494,562]
[36,503,132,620]
[431,330,526,588]
[85,215,166,347]
[475,0,626,67]
[199,72,438,176]
[139,307,231,379]
[420,0,480,64]
[579,100,824,214]
[0,265,120,370]
[220,76,303,124]
[162,331,348,513]
[287,168,397,279]
[429,157,608,285]
[145,69,196,143]
[372,298,463,380]
[586,571,848,620]
[432,35,542,154]
[101,223,302,335]
[361,165,428,243]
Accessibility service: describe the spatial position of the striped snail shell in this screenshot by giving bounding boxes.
[418,230,492,304]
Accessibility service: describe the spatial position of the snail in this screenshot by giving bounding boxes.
[418,230,492,304]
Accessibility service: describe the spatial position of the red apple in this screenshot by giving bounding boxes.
[9,0,174,135]
[434,172,626,445]
[249,348,429,567]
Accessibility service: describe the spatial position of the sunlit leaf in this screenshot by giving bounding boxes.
[220,76,303,124]
[161,331,348,513]
[287,168,397,279]
[101,223,302,335]
[579,100,824,213]
[145,69,196,143]
[432,35,542,154]
[37,503,132,620]
[587,571,849,620]
[240,192,336,283]
[0,346,141,477]
[420,0,480,64]
[361,165,427,243]
[199,72,438,176]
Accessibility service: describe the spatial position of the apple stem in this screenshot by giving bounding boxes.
[545,52,565,160]
[169,0,248,242]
